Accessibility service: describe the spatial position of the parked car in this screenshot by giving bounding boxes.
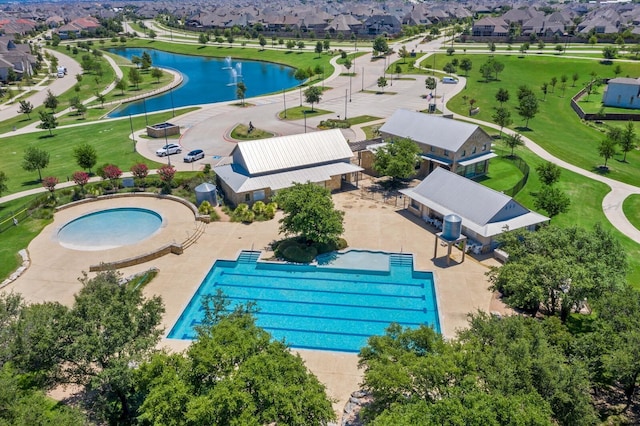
[156,143,182,157]
[183,149,205,163]
[442,76,458,84]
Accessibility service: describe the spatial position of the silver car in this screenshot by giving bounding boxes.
[156,143,182,157]
[184,149,205,163]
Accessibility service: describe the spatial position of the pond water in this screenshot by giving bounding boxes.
[107,48,300,117]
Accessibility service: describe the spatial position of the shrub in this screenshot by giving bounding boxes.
[198,201,212,214]
[282,244,317,263]
[252,201,266,216]
[232,203,255,223]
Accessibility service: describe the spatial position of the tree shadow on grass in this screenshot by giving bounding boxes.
[37,134,55,140]
[21,179,41,187]
[515,126,533,132]
[593,165,611,175]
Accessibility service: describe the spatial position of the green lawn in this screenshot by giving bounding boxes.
[438,53,640,187]
[279,106,333,120]
[0,109,195,195]
[474,154,523,193]
[623,194,640,233]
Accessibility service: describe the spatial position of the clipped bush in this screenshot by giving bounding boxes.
[232,203,255,223]
[198,201,212,214]
[252,200,266,216]
[264,202,277,219]
[282,244,317,263]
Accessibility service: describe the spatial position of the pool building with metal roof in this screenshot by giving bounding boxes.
[214,129,362,206]
[400,168,549,252]
[370,109,496,179]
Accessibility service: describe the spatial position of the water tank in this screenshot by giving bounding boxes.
[195,182,218,206]
[442,214,462,241]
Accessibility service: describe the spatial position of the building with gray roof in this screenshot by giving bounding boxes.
[214,129,362,206]
[400,168,549,251]
[602,77,640,110]
[375,109,496,179]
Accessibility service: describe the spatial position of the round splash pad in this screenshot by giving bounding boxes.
[57,207,163,251]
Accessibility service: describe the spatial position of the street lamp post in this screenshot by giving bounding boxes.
[349,72,352,102]
[283,88,287,118]
[299,86,302,107]
[129,114,136,152]
[303,111,307,133]
[344,89,347,120]
[361,67,364,92]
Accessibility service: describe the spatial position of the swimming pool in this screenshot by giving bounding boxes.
[169,250,440,353]
[57,207,163,251]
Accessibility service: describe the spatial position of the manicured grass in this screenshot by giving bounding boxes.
[279,106,333,120]
[623,194,640,233]
[346,115,382,125]
[474,154,524,193]
[0,109,196,195]
[120,38,335,75]
[230,124,274,140]
[439,53,640,187]
[361,123,382,140]
[577,96,640,115]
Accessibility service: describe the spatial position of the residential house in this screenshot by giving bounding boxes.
[214,129,362,207]
[472,16,509,37]
[602,77,640,110]
[400,168,549,251]
[0,39,36,83]
[362,15,402,36]
[56,16,100,39]
[364,109,496,179]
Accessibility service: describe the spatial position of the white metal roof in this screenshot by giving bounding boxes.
[233,129,355,175]
[214,162,363,193]
[379,109,482,152]
[458,152,498,166]
[400,168,548,238]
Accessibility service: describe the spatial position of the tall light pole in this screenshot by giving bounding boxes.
[282,88,287,118]
[129,114,136,153]
[361,67,364,92]
[164,127,171,166]
[344,89,348,120]
[303,110,307,133]
[349,71,352,102]
[299,85,302,106]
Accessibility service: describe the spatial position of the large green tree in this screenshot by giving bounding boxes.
[517,92,539,128]
[17,100,33,120]
[0,170,7,196]
[492,106,512,138]
[534,185,571,218]
[488,224,626,319]
[73,143,97,173]
[303,85,322,111]
[536,161,562,186]
[618,121,636,162]
[43,89,58,112]
[136,293,335,425]
[22,146,50,181]
[273,181,344,244]
[372,36,388,56]
[38,111,58,136]
[373,137,421,184]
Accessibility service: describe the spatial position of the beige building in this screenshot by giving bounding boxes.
[360,109,496,179]
[214,129,362,207]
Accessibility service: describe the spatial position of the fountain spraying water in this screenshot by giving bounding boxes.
[235,62,242,78]
[228,68,238,86]
[223,56,232,69]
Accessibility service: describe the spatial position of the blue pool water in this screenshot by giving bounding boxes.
[57,207,163,251]
[107,48,300,117]
[169,250,440,353]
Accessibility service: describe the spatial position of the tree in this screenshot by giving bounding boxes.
[102,164,122,190]
[136,293,335,425]
[38,111,57,136]
[314,41,323,58]
[373,137,421,185]
[150,67,163,83]
[198,32,208,45]
[442,62,456,74]
[536,161,562,186]
[619,121,637,162]
[157,164,176,193]
[115,77,127,95]
[446,46,455,56]
[17,100,33,119]
[488,224,626,320]
[22,146,49,181]
[459,58,472,76]
[488,41,496,53]
[148,29,157,39]
[130,162,148,180]
[43,89,58,111]
[259,34,267,50]
[519,42,530,54]
[492,107,512,139]
[560,74,568,97]
[394,64,402,81]
[504,132,524,156]
[131,55,141,68]
[323,39,330,52]
[572,72,579,87]
[550,76,558,93]
[372,36,388,56]
[480,61,494,82]
[236,81,247,106]
[72,170,89,191]
[598,137,617,169]
[613,64,622,77]
[398,45,409,63]
[303,85,322,111]
[73,143,97,173]
[425,76,437,95]
[128,67,142,89]
[41,176,58,196]
[296,40,305,49]
[602,46,618,60]
[293,67,308,85]
[534,185,570,218]
[286,39,295,50]
[95,92,106,107]
[0,171,6,196]
[343,57,352,74]
[492,59,505,80]
[540,82,548,101]
[377,76,388,92]
[273,182,344,244]
[495,87,509,105]
[517,93,539,128]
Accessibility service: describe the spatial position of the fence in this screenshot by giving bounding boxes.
[503,156,530,198]
[571,80,640,122]
[0,194,49,234]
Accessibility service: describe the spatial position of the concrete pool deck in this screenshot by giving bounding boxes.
[4,189,502,417]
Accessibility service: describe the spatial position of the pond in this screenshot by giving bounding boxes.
[107,48,300,117]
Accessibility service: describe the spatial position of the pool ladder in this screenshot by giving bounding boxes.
[237,250,261,264]
[389,253,413,268]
